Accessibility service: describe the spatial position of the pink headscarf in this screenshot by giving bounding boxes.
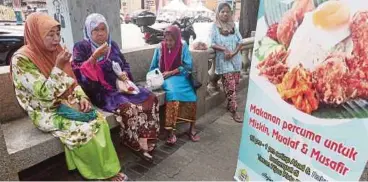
[160,25,182,72]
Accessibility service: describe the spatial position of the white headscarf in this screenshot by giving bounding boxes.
[215,2,235,32]
[83,13,111,54]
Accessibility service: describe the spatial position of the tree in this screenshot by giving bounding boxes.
[239,0,260,38]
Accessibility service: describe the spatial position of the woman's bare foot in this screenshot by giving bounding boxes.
[138,138,153,161]
[232,112,243,123]
[166,134,177,145]
[148,143,156,152]
[187,131,200,142]
[109,172,128,181]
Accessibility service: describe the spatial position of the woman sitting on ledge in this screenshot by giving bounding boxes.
[149,25,200,145]
[10,13,127,181]
[72,13,159,162]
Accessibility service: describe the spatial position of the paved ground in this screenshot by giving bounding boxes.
[18,86,248,181]
[137,88,247,181]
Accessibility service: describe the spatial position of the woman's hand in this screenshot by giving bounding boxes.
[91,42,109,63]
[163,69,179,79]
[163,71,175,79]
[224,49,232,60]
[79,98,92,113]
[119,72,129,81]
[162,71,172,79]
[56,46,72,69]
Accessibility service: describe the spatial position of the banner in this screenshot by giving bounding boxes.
[12,0,21,10]
[235,0,368,181]
[46,0,74,51]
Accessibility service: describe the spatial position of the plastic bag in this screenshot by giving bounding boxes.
[146,68,164,90]
[116,79,140,94]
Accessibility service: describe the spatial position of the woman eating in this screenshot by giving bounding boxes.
[72,13,159,162]
[150,25,200,145]
[211,3,243,123]
[10,12,127,181]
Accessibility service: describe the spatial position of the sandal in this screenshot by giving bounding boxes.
[148,144,156,152]
[232,112,243,123]
[166,134,177,145]
[109,172,128,181]
[186,131,200,142]
[139,151,153,162]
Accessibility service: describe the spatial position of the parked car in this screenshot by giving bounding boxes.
[0,27,24,66]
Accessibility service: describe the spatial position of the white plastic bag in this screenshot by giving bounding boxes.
[146,68,164,90]
[112,61,124,76]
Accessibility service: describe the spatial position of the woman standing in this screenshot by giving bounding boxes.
[150,25,200,144]
[72,13,159,161]
[211,3,243,123]
[10,13,127,181]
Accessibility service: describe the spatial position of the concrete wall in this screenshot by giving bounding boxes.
[122,0,142,14]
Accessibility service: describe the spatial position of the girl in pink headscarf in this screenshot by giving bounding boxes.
[150,25,200,144]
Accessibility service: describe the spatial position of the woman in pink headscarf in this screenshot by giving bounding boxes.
[149,25,200,144]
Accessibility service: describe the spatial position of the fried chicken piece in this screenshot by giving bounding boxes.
[313,53,349,105]
[350,11,368,65]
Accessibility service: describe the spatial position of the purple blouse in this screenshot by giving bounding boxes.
[72,40,151,112]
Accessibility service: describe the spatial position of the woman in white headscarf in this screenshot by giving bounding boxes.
[72,13,160,162]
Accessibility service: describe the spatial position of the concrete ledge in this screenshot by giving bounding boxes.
[0,46,212,179]
[0,66,27,123]
[2,90,166,172]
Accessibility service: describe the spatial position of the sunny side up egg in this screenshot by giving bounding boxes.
[286,0,351,71]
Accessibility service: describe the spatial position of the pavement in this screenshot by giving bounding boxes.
[137,87,248,181]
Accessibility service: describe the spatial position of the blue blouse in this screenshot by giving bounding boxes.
[149,42,197,102]
[210,23,243,75]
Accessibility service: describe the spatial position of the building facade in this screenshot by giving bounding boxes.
[121,0,142,14]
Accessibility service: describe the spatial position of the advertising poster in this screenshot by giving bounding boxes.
[12,0,22,24]
[46,0,74,51]
[235,0,368,181]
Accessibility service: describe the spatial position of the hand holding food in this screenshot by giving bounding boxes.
[56,45,72,69]
[92,42,109,62]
